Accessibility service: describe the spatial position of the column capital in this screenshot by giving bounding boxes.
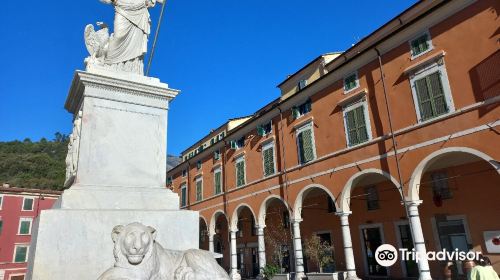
[403,200,423,207]
[335,211,353,217]
[256,224,266,230]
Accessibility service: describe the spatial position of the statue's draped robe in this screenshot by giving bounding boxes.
[105,0,155,65]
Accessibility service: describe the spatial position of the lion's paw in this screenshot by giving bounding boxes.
[174,266,195,280]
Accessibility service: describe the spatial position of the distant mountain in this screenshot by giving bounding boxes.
[0,135,183,190]
[167,155,182,171]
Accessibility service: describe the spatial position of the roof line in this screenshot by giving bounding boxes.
[276,52,343,88]
[169,0,448,173]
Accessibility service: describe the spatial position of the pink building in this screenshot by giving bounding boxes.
[0,186,61,280]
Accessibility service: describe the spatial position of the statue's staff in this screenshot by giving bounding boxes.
[146,0,168,76]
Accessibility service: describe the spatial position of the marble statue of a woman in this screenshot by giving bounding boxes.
[84,0,163,75]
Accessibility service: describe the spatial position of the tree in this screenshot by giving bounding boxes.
[0,135,69,190]
[304,235,334,273]
[264,214,292,273]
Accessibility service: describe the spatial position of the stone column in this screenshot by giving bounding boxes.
[292,219,306,279]
[209,233,215,253]
[336,211,360,280]
[405,200,432,280]
[257,225,266,278]
[229,230,241,280]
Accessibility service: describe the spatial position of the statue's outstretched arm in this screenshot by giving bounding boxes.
[100,0,114,4]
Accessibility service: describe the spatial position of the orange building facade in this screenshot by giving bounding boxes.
[167,0,500,279]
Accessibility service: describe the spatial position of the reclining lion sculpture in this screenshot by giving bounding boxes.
[97,222,230,280]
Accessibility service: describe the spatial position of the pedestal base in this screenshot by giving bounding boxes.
[57,185,180,210]
[27,209,198,280]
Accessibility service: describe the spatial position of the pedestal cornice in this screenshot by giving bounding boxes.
[65,70,180,114]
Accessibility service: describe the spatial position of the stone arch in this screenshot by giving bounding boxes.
[293,183,338,220]
[258,195,291,227]
[408,147,499,201]
[209,209,228,236]
[230,203,257,232]
[199,214,209,229]
[338,168,401,212]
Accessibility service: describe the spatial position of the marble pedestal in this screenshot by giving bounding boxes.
[27,69,198,280]
[28,209,198,280]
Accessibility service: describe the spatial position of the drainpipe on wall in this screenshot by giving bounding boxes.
[278,107,292,210]
[278,107,301,277]
[186,160,191,208]
[222,141,229,214]
[376,47,432,280]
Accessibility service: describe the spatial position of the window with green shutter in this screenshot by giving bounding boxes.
[414,71,449,121]
[236,158,246,187]
[292,99,312,120]
[0,220,3,235]
[23,198,34,211]
[410,33,430,57]
[344,72,358,92]
[214,169,222,194]
[14,246,28,263]
[344,104,370,146]
[262,143,275,177]
[196,179,202,201]
[180,185,187,207]
[214,149,221,161]
[297,125,316,164]
[19,219,31,235]
[257,121,272,136]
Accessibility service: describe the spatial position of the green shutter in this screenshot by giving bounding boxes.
[230,141,237,149]
[346,106,369,146]
[196,180,202,201]
[411,34,429,56]
[23,198,33,211]
[263,147,275,176]
[20,221,30,234]
[0,220,3,235]
[415,72,448,121]
[257,125,265,136]
[344,74,357,91]
[299,129,314,163]
[181,187,186,206]
[215,171,222,194]
[415,77,433,120]
[15,246,27,263]
[355,106,369,143]
[292,107,300,119]
[427,72,448,116]
[236,160,245,187]
[345,110,359,145]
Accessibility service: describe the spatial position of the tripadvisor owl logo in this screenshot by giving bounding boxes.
[375,244,398,267]
[375,244,483,267]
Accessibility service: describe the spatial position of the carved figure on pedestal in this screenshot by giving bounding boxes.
[98,222,230,280]
[65,111,82,187]
[84,0,163,75]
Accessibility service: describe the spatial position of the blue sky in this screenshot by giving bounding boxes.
[0,0,416,155]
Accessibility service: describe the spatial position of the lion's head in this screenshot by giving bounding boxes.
[111,222,157,266]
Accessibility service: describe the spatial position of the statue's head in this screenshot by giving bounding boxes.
[111,222,157,265]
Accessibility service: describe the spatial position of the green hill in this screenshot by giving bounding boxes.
[0,133,68,190]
